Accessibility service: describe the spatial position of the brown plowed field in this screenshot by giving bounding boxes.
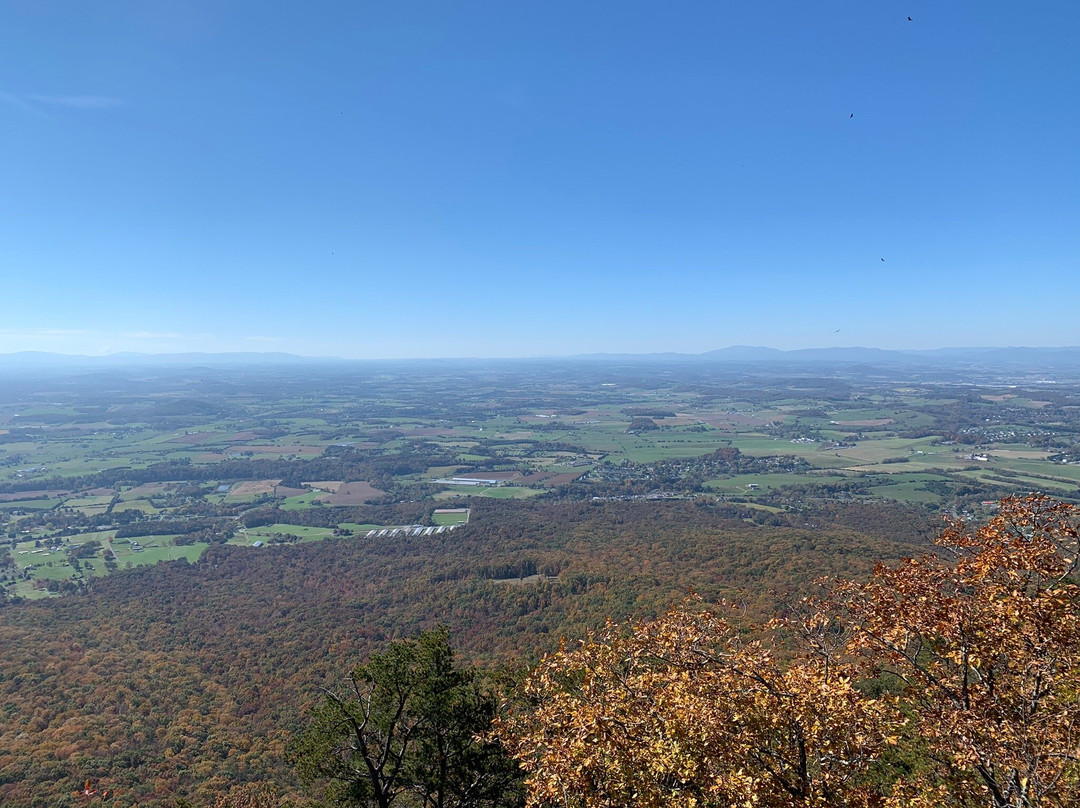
[274,486,307,498]
[0,490,70,502]
[303,480,343,492]
[228,480,282,497]
[325,481,385,504]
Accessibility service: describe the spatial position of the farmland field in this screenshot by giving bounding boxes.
[1,357,1078,599]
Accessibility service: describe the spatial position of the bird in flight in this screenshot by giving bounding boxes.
[850,113,854,118]
[880,258,885,262]
[908,16,913,21]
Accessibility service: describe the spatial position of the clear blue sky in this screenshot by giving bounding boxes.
[2,1,1077,358]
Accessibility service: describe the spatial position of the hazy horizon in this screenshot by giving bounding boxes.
[3,343,1080,365]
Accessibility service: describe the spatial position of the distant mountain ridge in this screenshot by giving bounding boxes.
[698,345,1080,365]
[573,345,1080,366]
[1,346,1079,368]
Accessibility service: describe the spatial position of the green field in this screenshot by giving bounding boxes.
[0,498,64,510]
[279,491,325,510]
[243,524,338,542]
[338,522,386,533]
[4,360,1080,599]
[477,486,544,499]
[432,511,470,526]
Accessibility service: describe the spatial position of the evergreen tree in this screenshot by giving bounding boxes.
[291,628,523,808]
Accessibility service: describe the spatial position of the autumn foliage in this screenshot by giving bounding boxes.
[841,495,1080,806]
[497,496,1080,808]
[0,499,926,807]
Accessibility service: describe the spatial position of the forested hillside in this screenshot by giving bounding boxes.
[499,497,1080,808]
[0,499,932,807]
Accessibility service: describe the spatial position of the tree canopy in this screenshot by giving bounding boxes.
[291,627,524,808]
[498,496,1080,808]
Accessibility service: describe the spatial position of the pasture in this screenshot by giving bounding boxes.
[4,359,1080,598]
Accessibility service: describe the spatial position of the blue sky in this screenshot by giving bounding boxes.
[1,1,1077,358]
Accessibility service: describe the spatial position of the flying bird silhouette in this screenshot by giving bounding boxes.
[880,258,885,262]
[850,113,854,118]
[908,16,913,21]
